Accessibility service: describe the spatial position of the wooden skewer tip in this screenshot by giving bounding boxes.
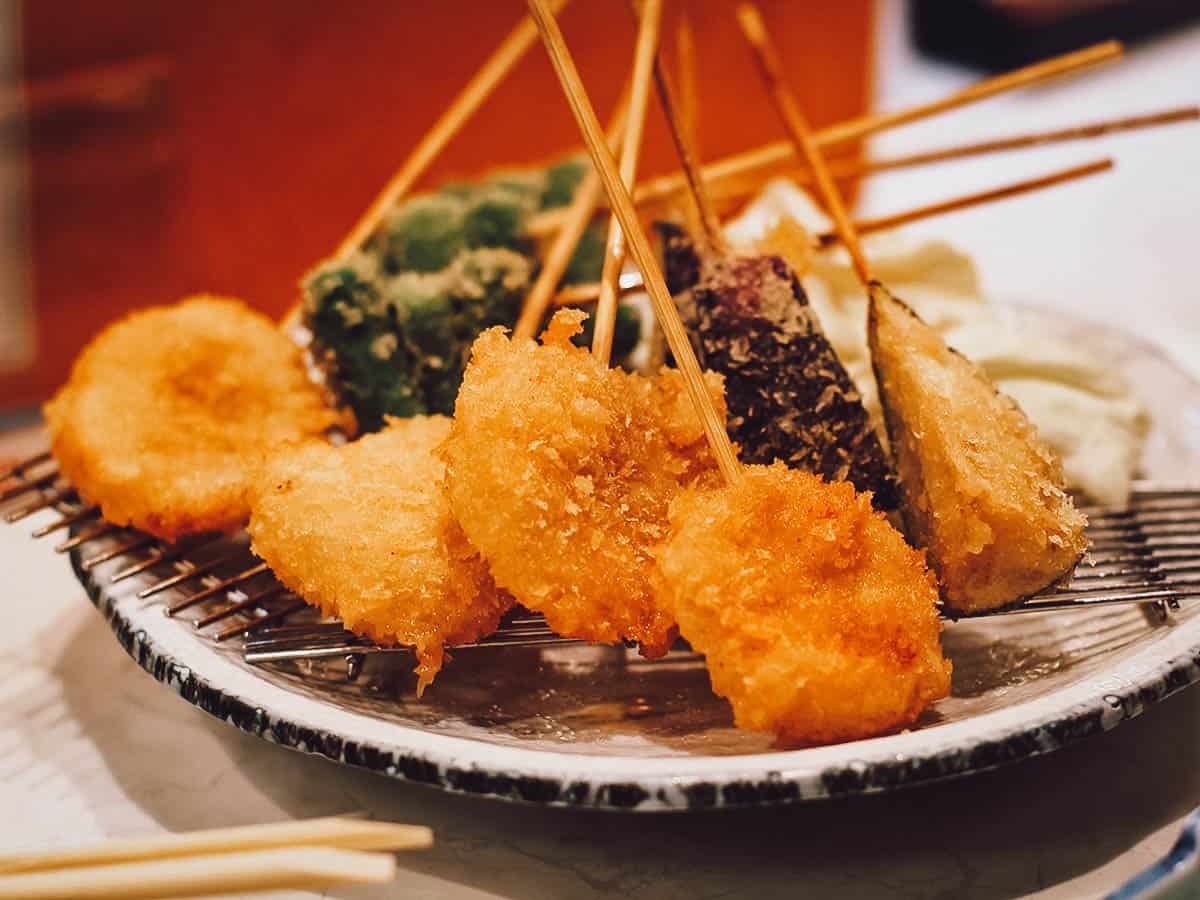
[528,0,741,485]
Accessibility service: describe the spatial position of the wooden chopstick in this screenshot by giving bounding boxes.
[0,816,430,876]
[0,847,396,900]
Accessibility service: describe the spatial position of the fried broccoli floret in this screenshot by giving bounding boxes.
[304,156,643,431]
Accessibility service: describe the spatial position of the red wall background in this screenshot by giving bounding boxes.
[4,0,872,409]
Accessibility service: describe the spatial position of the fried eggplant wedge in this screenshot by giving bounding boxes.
[868,282,1087,611]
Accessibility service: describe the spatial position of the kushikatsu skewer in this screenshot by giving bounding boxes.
[551,155,1115,305]
[591,0,663,364]
[526,0,741,484]
[646,25,897,503]
[735,1,1088,611]
[529,0,954,745]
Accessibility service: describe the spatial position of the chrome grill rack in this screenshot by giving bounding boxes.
[4,450,1198,681]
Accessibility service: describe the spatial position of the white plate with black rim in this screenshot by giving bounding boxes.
[37,305,1200,812]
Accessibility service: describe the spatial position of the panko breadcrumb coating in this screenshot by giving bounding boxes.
[248,416,511,691]
[44,296,341,541]
[656,463,951,746]
[868,284,1088,612]
[439,309,725,657]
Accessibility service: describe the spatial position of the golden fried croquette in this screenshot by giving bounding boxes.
[438,309,725,657]
[656,463,951,746]
[248,416,512,691]
[44,296,341,541]
[868,284,1088,612]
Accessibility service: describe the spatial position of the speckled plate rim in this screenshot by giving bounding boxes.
[70,543,1200,812]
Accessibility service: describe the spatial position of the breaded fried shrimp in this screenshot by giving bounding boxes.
[248,416,511,691]
[439,310,724,656]
[43,296,340,540]
[656,463,951,746]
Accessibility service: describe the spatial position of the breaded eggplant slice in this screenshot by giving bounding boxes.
[660,222,898,508]
[868,282,1087,611]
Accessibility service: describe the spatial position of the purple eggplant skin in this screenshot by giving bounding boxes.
[658,222,898,510]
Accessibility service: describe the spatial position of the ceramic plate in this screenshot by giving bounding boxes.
[42,305,1200,811]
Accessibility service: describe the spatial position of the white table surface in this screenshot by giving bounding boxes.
[3,4,1199,898]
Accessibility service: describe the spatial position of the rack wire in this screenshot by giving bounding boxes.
[3,450,1198,681]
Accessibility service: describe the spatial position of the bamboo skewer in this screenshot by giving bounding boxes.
[528,0,741,485]
[653,55,727,254]
[815,105,1194,184]
[817,157,1113,247]
[737,4,871,280]
[630,38,1122,215]
[332,0,570,261]
[0,847,396,900]
[525,102,1193,238]
[675,10,704,239]
[513,87,631,341]
[676,13,701,156]
[0,817,431,876]
[548,155,1115,307]
[592,0,662,364]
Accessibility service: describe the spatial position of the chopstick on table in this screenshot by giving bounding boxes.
[0,816,431,899]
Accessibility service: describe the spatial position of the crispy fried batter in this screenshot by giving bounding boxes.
[438,310,725,656]
[248,416,512,691]
[44,296,340,540]
[868,283,1088,611]
[656,463,951,746]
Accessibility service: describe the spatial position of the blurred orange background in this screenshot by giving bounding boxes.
[3,0,872,410]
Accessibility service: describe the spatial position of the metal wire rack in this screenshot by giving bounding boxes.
[3,449,1198,682]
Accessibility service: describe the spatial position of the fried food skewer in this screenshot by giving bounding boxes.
[442,0,725,657]
[651,35,896,503]
[529,0,951,746]
[527,0,739,481]
[736,1,1087,611]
